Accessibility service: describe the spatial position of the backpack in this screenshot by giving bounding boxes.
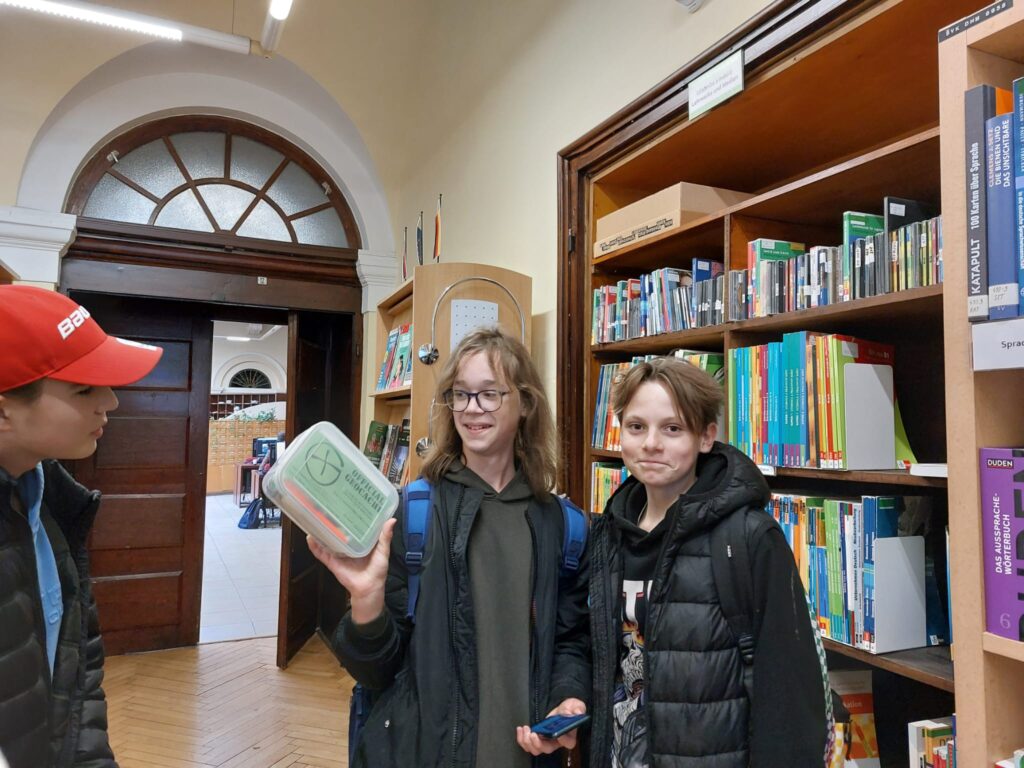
[347,479,588,764]
[710,509,849,766]
[237,496,263,529]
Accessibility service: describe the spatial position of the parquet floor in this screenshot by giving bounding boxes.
[105,636,354,768]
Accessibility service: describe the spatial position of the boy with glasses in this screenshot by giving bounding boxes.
[309,327,590,768]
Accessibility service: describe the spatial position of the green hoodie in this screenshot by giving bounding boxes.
[447,461,534,768]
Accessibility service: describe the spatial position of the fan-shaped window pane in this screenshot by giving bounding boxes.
[155,189,214,232]
[199,184,255,230]
[292,208,347,247]
[236,200,290,242]
[229,369,271,389]
[170,132,225,180]
[267,162,328,216]
[230,137,284,190]
[83,175,155,224]
[116,140,186,197]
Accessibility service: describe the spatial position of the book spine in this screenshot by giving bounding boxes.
[988,114,1019,319]
[980,448,1024,640]
[967,85,996,320]
[1015,77,1024,315]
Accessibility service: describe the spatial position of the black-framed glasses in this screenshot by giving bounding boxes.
[442,389,511,412]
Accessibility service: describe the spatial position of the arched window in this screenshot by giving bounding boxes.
[228,369,272,389]
[68,116,360,250]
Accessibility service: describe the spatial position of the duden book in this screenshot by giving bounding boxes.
[980,447,1024,641]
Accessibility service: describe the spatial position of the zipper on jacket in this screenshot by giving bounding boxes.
[524,509,541,725]
[448,488,465,768]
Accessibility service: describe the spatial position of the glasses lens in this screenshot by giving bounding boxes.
[478,390,501,412]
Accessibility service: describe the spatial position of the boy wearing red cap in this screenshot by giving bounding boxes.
[0,286,163,768]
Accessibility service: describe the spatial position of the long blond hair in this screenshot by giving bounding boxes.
[420,327,557,499]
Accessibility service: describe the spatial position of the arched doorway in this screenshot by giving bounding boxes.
[63,115,365,666]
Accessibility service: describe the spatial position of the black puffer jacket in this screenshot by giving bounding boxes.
[0,461,118,768]
[588,443,828,768]
[332,476,591,768]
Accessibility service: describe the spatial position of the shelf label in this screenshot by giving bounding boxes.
[939,0,1012,41]
[756,464,777,476]
[689,50,744,119]
[972,316,1024,370]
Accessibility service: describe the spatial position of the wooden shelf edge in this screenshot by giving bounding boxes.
[590,285,943,356]
[768,466,947,488]
[822,638,954,692]
[733,283,943,333]
[982,632,1024,663]
[377,277,414,314]
[372,384,412,401]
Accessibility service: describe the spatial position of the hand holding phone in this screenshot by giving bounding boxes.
[530,713,591,740]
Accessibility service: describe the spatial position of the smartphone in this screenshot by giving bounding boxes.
[530,713,591,739]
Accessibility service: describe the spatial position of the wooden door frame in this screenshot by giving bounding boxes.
[61,248,364,658]
[554,0,877,501]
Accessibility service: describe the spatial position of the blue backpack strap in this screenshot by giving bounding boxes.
[557,495,587,575]
[402,478,432,622]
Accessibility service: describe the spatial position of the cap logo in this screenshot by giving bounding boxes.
[57,306,92,340]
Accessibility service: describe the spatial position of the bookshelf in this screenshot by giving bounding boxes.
[559,0,985,763]
[939,3,1024,765]
[371,262,532,481]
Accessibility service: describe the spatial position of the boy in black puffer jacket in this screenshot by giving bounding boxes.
[588,357,830,768]
[0,286,163,768]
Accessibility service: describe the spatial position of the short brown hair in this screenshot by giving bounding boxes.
[420,327,557,499]
[1,378,44,402]
[611,357,722,434]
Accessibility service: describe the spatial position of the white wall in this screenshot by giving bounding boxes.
[210,323,288,393]
[391,0,774,396]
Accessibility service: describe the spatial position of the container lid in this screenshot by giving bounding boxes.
[263,421,399,557]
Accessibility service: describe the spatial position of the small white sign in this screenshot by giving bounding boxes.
[689,50,745,119]
[972,316,1024,370]
[756,464,777,476]
[450,300,499,351]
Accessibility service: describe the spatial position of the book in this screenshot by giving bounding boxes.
[965,85,1012,320]
[376,327,399,391]
[907,718,953,768]
[386,419,411,486]
[987,113,1020,319]
[979,447,1024,641]
[842,212,883,303]
[828,670,880,767]
[909,463,948,478]
[362,420,389,468]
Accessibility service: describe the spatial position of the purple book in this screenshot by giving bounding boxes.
[980,447,1024,640]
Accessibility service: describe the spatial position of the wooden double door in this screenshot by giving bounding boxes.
[67,290,359,667]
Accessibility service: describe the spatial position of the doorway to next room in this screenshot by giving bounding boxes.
[201,320,288,643]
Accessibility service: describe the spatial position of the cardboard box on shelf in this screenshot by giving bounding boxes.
[594,181,752,257]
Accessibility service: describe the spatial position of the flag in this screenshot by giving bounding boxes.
[416,211,424,265]
[433,194,442,263]
[402,227,408,280]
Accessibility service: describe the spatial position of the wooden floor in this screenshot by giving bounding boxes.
[104,636,354,768]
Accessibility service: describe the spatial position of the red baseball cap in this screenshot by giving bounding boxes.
[0,286,163,392]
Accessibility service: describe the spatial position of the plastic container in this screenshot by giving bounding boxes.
[262,421,399,558]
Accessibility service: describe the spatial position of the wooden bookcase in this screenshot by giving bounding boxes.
[939,4,1024,765]
[558,0,993,764]
[372,262,532,481]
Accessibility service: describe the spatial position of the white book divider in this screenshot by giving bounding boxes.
[873,535,927,653]
[844,363,896,470]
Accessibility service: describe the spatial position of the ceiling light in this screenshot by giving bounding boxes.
[269,0,292,21]
[0,0,181,40]
[225,336,252,342]
[0,0,252,54]
[260,0,293,53]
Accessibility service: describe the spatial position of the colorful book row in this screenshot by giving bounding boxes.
[377,323,414,391]
[362,418,411,487]
[590,462,629,515]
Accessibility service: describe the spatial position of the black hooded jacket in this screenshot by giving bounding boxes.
[332,469,591,768]
[0,461,118,768]
[588,442,828,768]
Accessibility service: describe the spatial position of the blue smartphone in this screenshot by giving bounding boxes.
[530,713,591,739]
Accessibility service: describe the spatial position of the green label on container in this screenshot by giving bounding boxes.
[285,433,389,548]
